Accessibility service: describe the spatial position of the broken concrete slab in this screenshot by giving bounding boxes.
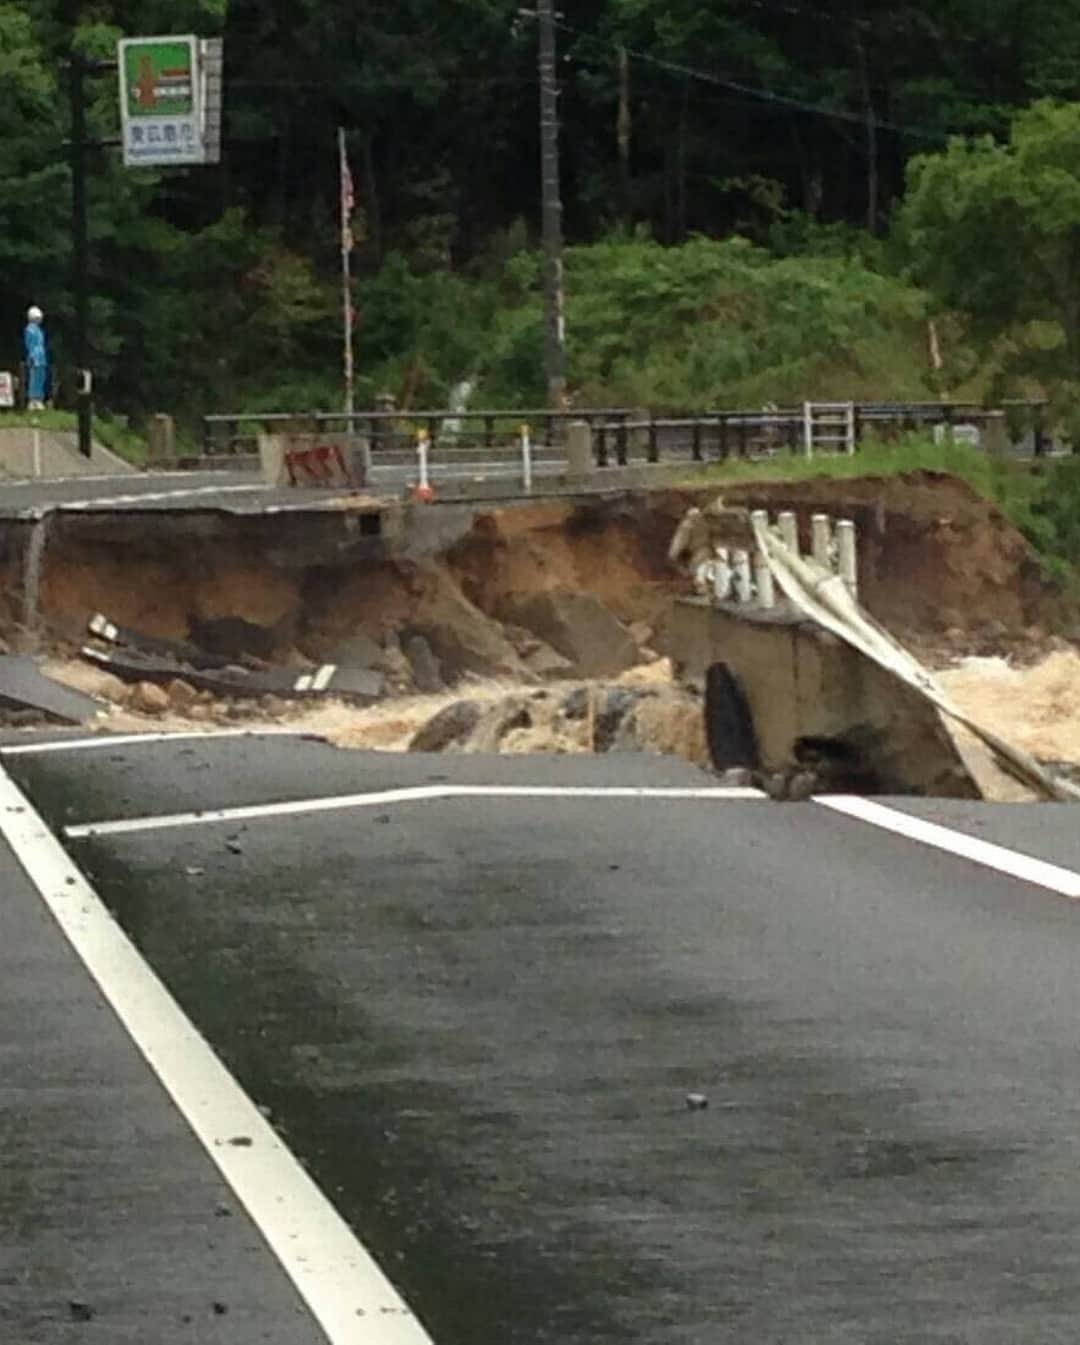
[81,647,383,704]
[500,589,640,678]
[0,655,105,724]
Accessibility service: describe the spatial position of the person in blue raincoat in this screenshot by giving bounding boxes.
[23,306,48,410]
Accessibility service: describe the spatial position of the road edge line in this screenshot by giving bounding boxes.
[815,795,1080,899]
[0,764,435,1345]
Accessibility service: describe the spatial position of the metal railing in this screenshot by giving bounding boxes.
[200,398,1058,466]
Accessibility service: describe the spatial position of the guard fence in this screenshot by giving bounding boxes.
[200,398,1058,470]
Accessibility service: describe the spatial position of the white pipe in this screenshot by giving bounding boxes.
[32,427,41,479]
[778,511,799,555]
[811,513,832,569]
[417,432,430,491]
[803,401,813,458]
[753,550,775,608]
[520,424,532,492]
[732,549,753,604]
[836,518,858,599]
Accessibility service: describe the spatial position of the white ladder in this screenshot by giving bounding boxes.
[802,401,856,457]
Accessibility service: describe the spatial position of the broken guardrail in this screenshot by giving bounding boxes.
[672,502,1077,802]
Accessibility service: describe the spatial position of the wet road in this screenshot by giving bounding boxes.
[5,732,1080,1341]
[0,451,571,518]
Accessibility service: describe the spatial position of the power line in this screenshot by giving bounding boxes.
[536,14,977,143]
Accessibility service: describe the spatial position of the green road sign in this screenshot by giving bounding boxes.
[118,35,202,166]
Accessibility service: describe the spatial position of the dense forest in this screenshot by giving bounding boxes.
[2,0,1080,425]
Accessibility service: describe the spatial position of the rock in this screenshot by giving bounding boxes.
[260,694,289,717]
[186,702,215,722]
[408,700,483,752]
[130,680,169,715]
[502,622,544,657]
[462,698,532,753]
[786,770,820,802]
[412,565,526,680]
[685,1092,709,1111]
[718,766,755,788]
[593,687,645,752]
[68,1301,95,1323]
[403,633,444,693]
[611,691,708,765]
[501,589,640,677]
[165,678,199,709]
[329,631,384,671]
[523,640,574,680]
[379,636,415,693]
[561,686,590,721]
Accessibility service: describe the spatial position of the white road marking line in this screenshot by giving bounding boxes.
[65,783,765,839]
[61,483,265,509]
[0,764,434,1345]
[313,663,337,691]
[816,795,1080,899]
[1,728,308,757]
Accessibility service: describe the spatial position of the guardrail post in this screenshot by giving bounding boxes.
[836,519,858,599]
[566,419,592,481]
[732,549,753,604]
[520,423,533,492]
[811,513,832,568]
[596,421,608,467]
[484,415,494,449]
[719,415,729,460]
[648,415,659,464]
[615,414,629,466]
[737,418,748,459]
[692,419,703,462]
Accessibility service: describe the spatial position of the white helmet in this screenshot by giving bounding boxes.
[27,305,43,322]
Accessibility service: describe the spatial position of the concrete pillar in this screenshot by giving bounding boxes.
[148,413,175,463]
[257,433,287,486]
[565,420,592,480]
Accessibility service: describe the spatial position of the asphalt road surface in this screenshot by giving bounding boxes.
[4,730,1080,1342]
[0,454,572,518]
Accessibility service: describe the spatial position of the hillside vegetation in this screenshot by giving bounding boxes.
[2,2,1080,427]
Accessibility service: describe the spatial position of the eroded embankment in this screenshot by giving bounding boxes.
[6,472,1078,770]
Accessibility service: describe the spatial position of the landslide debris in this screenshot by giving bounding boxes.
[11,473,1080,777]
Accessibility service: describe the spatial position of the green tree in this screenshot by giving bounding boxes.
[901,100,1080,400]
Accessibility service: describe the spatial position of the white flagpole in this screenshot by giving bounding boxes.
[338,127,355,422]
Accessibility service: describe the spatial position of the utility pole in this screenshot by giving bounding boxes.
[69,52,93,457]
[537,0,566,409]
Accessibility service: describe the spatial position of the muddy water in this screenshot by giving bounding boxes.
[937,651,1080,765]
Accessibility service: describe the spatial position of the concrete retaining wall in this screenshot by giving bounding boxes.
[668,597,980,797]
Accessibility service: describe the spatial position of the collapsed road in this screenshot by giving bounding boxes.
[4,729,1080,1342]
